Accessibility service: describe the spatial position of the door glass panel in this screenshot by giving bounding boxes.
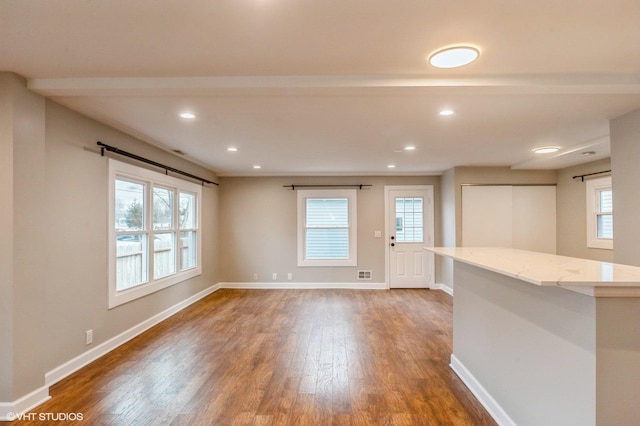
[395,197,424,243]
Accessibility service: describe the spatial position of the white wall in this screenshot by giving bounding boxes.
[461,185,557,253]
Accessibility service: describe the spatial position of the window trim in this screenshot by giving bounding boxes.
[297,189,357,267]
[108,159,202,309]
[586,176,613,250]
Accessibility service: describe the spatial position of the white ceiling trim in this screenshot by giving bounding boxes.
[29,74,640,97]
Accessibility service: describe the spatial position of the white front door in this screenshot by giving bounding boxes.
[386,186,434,288]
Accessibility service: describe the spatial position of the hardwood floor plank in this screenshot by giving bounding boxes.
[8,289,496,425]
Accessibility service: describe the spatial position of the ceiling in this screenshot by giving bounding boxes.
[2,0,640,176]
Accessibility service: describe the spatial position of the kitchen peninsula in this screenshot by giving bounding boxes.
[427,247,640,426]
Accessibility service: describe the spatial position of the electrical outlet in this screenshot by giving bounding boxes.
[272,273,277,280]
[253,273,258,281]
[85,329,93,345]
[287,273,293,280]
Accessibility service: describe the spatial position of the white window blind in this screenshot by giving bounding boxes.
[305,198,349,259]
[597,189,613,239]
[297,189,357,267]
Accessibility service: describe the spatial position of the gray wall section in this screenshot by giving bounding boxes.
[43,100,220,371]
[12,75,47,399]
[0,74,16,401]
[1,70,220,404]
[438,169,456,289]
[556,158,613,262]
[218,175,441,284]
[611,108,640,266]
[0,73,47,400]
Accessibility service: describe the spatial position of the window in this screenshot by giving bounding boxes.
[109,159,201,308]
[297,189,357,266]
[395,197,424,243]
[586,176,613,250]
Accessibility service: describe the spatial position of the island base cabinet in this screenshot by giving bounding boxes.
[451,261,640,426]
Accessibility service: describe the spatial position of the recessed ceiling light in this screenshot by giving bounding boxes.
[439,109,455,116]
[179,112,196,119]
[387,164,396,168]
[253,165,261,169]
[429,46,479,69]
[404,145,416,151]
[227,147,238,152]
[533,146,560,154]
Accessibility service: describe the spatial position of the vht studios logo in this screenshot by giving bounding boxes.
[6,412,84,421]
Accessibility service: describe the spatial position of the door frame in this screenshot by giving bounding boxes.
[384,185,435,289]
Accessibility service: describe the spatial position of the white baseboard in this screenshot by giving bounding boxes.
[45,284,220,387]
[432,283,454,296]
[219,281,388,290]
[450,354,515,426]
[0,386,50,421]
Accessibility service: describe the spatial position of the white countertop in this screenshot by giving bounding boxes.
[426,247,640,297]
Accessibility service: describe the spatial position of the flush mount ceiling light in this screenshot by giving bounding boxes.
[533,146,560,154]
[253,165,262,169]
[429,46,479,69]
[227,147,238,152]
[404,145,416,151]
[179,112,196,119]
[387,164,396,169]
[439,109,455,116]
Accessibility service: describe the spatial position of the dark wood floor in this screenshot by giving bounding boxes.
[10,289,495,425]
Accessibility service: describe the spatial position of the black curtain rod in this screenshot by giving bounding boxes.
[572,170,611,182]
[284,184,372,190]
[97,142,218,186]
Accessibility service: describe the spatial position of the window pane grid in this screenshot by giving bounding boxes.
[113,174,199,292]
[395,197,424,243]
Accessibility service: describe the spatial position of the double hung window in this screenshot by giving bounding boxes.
[586,176,613,250]
[109,159,201,308]
[297,189,357,267]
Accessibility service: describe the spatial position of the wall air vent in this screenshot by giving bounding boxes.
[357,270,372,280]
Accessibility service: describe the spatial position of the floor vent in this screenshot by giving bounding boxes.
[358,270,372,280]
